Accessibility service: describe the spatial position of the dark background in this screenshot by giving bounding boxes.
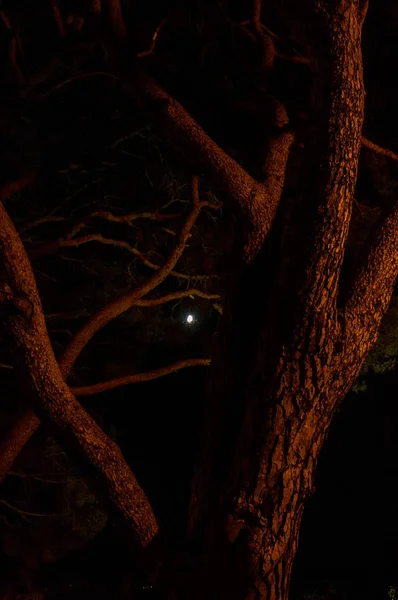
[0,0,397,598]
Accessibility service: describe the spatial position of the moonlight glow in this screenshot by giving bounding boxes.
[186,314,194,324]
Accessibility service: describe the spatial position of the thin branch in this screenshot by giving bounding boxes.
[0,10,25,84]
[361,136,398,163]
[59,176,204,376]
[21,204,182,235]
[136,18,168,58]
[9,471,65,484]
[71,358,211,396]
[0,499,60,518]
[29,231,216,280]
[135,289,220,307]
[0,172,36,203]
[49,0,66,38]
[253,0,262,29]
[20,216,68,234]
[40,72,118,99]
[84,208,183,223]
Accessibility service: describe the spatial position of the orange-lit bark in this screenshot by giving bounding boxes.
[0,201,158,547]
[1,1,398,598]
[188,4,393,600]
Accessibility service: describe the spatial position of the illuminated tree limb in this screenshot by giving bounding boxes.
[71,358,211,397]
[0,201,158,547]
[136,289,220,306]
[343,198,398,368]
[361,136,398,163]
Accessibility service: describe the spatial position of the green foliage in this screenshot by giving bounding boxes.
[388,586,397,600]
[353,296,398,392]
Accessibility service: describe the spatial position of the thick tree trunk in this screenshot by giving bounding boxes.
[189,3,372,599]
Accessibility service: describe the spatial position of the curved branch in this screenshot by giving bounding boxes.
[0,498,60,518]
[49,0,66,38]
[21,203,182,235]
[0,201,158,546]
[361,136,398,163]
[0,172,36,203]
[0,179,214,484]
[71,358,211,396]
[136,18,168,58]
[136,289,220,306]
[59,176,203,376]
[29,232,215,280]
[109,56,293,261]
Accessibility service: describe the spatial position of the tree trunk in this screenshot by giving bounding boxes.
[189,3,373,599]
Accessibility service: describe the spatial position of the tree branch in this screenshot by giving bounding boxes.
[361,136,398,163]
[21,203,182,235]
[136,18,168,58]
[49,0,66,38]
[0,201,158,546]
[0,172,36,203]
[0,178,215,484]
[344,198,398,361]
[29,232,216,280]
[59,175,204,376]
[108,55,293,261]
[135,289,220,306]
[294,4,366,329]
[0,410,41,482]
[71,358,211,396]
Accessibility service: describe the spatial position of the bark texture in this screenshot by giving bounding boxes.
[189,4,388,600]
[0,201,158,547]
[1,2,398,599]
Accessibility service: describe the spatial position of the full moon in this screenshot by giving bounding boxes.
[186,314,194,324]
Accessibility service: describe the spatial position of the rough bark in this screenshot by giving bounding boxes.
[190,4,382,600]
[0,201,158,548]
[0,177,204,481]
[0,29,294,483]
[1,2,397,598]
[107,48,294,261]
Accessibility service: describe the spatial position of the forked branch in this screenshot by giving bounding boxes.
[0,201,158,546]
[59,176,206,376]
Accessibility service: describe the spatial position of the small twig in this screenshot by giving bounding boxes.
[136,18,168,58]
[9,470,64,484]
[22,204,182,236]
[71,358,211,396]
[49,0,66,37]
[29,233,217,280]
[136,289,220,306]
[59,176,213,374]
[361,136,398,163]
[40,72,118,99]
[0,499,60,518]
[0,10,25,84]
[20,216,68,234]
